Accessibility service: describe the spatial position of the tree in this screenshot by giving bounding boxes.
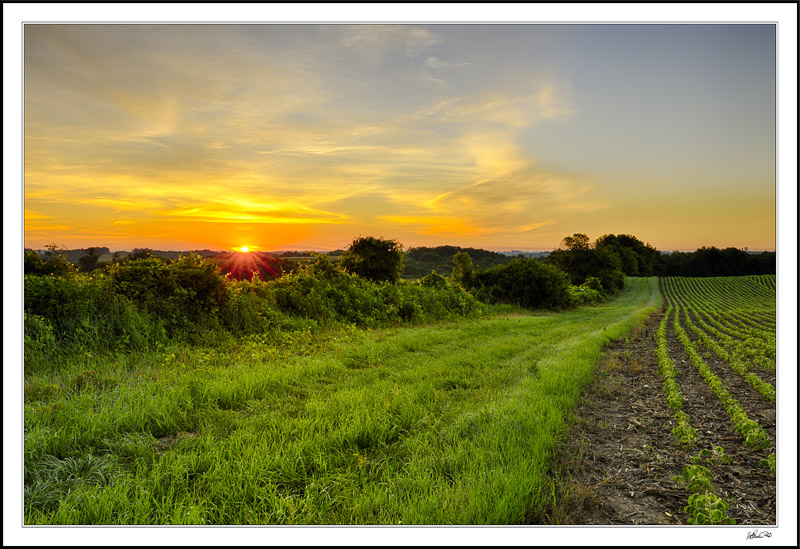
[339,236,405,283]
[561,233,591,251]
[77,247,101,273]
[547,233,625,293]
[451,251,476,289]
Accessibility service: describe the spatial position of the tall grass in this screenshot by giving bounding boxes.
[24,278,660,524]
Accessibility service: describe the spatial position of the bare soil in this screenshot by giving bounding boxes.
[542,310,776,525]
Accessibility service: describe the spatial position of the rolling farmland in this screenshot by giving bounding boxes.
[24,278,660,525]
[22,273,779,526]
[553,275,776,525]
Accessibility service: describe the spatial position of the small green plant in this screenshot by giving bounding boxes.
[674,464,712,494]
[691,446,733,466]
[684,492,736,525]
[759,453,776,475]
[674,463,736,525]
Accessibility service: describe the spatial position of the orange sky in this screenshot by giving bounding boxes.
[20,23,781,253]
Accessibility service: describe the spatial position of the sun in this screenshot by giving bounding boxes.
[240,246,249,252]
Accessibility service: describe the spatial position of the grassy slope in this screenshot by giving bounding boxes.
[24,277,661,525]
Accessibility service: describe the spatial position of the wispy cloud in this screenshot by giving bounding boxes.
[405,81,575,127]
[423,57,471,70]
[418,56,472,88]
[339,25,443,63]
[428,169,608,234]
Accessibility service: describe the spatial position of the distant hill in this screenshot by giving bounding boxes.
[403,246,514,279]
[29,247,224,265]
[499,251,551,258]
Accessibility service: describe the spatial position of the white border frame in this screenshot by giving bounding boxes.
[4,3,797,547]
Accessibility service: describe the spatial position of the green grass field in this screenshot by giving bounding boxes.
[24,277,660,524]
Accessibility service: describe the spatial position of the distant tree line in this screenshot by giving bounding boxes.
[401,234,775,287]
[403,246,512,279]
[26,235,776,287]
[659,247,775,277]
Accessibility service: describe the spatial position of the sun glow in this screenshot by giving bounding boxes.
[240,246,249,252]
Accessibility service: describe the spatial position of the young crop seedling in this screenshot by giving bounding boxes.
[674,464,736,525]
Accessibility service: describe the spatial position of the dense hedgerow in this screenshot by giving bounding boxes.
[23,253,484,367]
[233,255,482,330]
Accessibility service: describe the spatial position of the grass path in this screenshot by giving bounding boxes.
[24,278,660,524]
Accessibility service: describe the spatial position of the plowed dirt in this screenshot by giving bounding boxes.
[543,310,776,525]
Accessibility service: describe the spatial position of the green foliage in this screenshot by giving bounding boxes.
[451,251,476,289]
[404,245,511,279]
[77,248,102,273]
[108,253,227,335]
[546,234,625,293]
[674,463,736,525]
[759,453,776,475]
[691,446,733,466]
[561,233,591,251]
[24,246,484,371]
[419,271,448,290]
[660,247,776,277]
[266,256,481,327]
[24,273,170,371]
[471,257,574,310]
[674,464,713,494]
[655,305,697,446]
[684,492,736,525]
[595,234,660,276]
[24,246,77,277]
[568,277,606,306]
[339,236,405,283]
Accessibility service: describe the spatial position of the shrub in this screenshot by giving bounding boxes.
[339,236,405,283]
[472,257,574,310]
[419,271,448,290]
[23,273,169,366]
[24,247,76,277]
[107,253,227,335]
[261,256,481,328]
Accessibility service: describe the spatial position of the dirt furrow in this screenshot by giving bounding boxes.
[682,310,776,439]
[548,309,776,525]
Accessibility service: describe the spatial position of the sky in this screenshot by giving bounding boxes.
[21,22,779,253]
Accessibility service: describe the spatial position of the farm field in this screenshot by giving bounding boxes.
[24,278,660,525]
[552,275,776,525]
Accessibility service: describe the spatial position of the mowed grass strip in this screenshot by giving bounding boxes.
[24,278,660,525]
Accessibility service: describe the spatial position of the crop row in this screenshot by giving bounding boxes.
[663,277,776,372]
[657,275,777,520]
[661,276,775,454]
[688,311,775,373]
[653,301,733,524]
[672,275,775,313]
[681,311,775,401]
[670,305,771,450]
[655,304,698,445]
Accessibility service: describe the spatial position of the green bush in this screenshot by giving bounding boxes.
[419,271,448,290]
[108,253,227,335]
[339,236,405,283]
[24,247,76,277]
[24,272,169,368]
[263,256,481,328]
[23,246,484,366]
[471,257,574,310]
